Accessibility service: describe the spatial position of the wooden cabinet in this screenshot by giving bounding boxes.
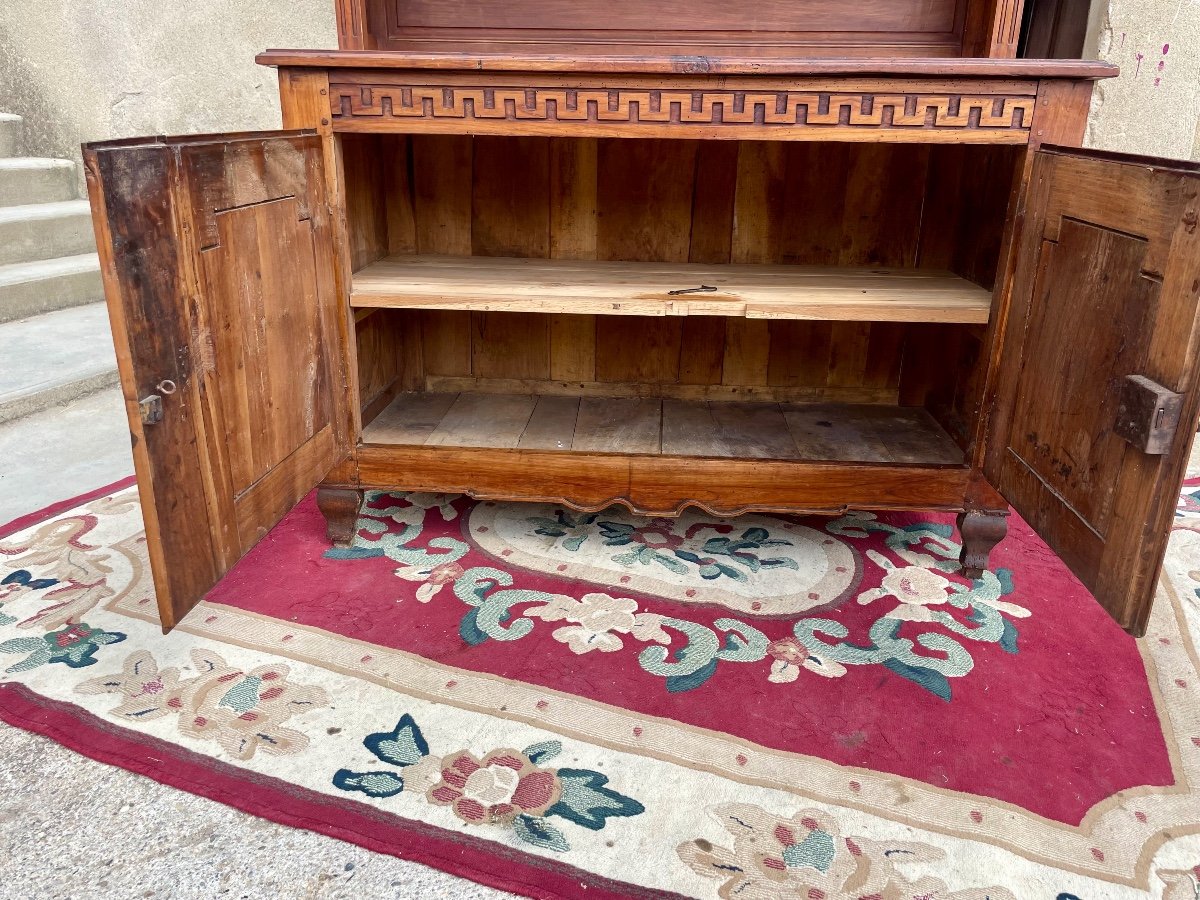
[83,4,1200,640]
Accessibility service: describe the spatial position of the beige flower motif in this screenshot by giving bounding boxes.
[393,561,465,602]
[77,648,329,761]
[525,593,670,654]
[857,555,953,623]
[678,802,1016,900]
[76,649,184,719]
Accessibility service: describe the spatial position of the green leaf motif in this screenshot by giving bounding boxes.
[522,740,562,764]
[365,714,429,766]
[332,768,405,798]
[782,829,836,872]
[546,769,645,830]
[513,814,570,852]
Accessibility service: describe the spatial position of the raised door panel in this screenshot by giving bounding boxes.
[85,131,348,630]
[985,147,1200,634]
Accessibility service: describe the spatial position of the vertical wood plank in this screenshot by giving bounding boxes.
[413,135,472,255]
[341,134,388,272]
[384,136,417,255]
[678,317,726,385]
[689,142,738,264]
[722,319,771,386]
[421,310,472,377]
[597,139,696,262]
[767,321,833,387]
[595,318,682,384]
[550,315,596,381]
[779,143,849,265]
[827,322,873,388]
[549,138,598,260]
[840,144,930,267]
[473,312,550,380]
[732,142,786,264]
[472,136,550,258]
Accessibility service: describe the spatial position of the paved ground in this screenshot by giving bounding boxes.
[0,394,508,899]
[0,723,506,900]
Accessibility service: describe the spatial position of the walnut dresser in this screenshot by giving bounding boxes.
[84,0,1200,638]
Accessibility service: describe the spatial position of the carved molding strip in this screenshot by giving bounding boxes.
[330,85,1035,132]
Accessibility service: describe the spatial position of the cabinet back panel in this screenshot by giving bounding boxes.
[348,136,1019,419]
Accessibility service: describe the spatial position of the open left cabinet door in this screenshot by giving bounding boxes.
[985,147,1200,636]
[85,131,350,631]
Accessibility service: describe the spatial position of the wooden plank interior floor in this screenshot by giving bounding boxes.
[351,255,994,324]
[361,392,966,464]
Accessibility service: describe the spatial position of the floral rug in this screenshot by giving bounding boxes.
[2,465,1200,899]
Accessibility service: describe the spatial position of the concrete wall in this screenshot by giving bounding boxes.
[1083,0,1200,160]
[0,0,1197,181]
[0,0,336,189]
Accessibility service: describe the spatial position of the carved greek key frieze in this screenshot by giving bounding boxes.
[329,85,1035,132]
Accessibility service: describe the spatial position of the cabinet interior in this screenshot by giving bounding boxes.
[342,133,1022,465]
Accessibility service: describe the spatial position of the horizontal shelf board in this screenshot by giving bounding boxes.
[361,390,965,465]
[350,254,993,323]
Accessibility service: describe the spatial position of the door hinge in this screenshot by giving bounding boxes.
[138,395,163,425]
[1114,374,1183,455]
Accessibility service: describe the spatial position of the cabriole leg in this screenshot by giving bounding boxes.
[956,510,1008,580]
[317,486,363,548]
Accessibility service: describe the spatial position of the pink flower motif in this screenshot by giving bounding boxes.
[427,748,562,825]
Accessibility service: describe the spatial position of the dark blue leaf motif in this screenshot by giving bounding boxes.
[333,768,405,798]
[996,567,1016,596]
[513,814,570,851]
[883,658,952,702]
[364,714,429,766]
[999,617,1020,654]
[459,608,490,646]
[665,657,719,693]
[522,740,562,764]
[1,569,58,590]
[545,769,646,830]
[323,547,385,560]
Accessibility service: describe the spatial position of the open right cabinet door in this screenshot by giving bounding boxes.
[985,147,1200,636]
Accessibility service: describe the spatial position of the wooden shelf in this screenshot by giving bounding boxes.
[350,255,993,324]
[362,391,965,465]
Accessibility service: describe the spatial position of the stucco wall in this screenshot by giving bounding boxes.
[0,0,1197,182]
[1083,0,1200,160]
[0,0,336,188]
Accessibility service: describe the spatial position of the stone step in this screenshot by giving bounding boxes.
[0,252,103,323]
[0,157,77,207]
[0,302,119,425]
[0,114,21,158]
[0,200,96,266]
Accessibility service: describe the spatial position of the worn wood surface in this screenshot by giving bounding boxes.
[362,391,965,464]
[356,444,973,517]
[985,147,1200,635]
[85,132,345,630]
[351,255,993,323]
[258,51,1117,78]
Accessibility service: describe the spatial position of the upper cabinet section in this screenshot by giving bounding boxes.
[328,0,1027,59]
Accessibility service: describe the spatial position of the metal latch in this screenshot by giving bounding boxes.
[138,395,163,425]
[138,379,177,426]
[1114,374,1183,455]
